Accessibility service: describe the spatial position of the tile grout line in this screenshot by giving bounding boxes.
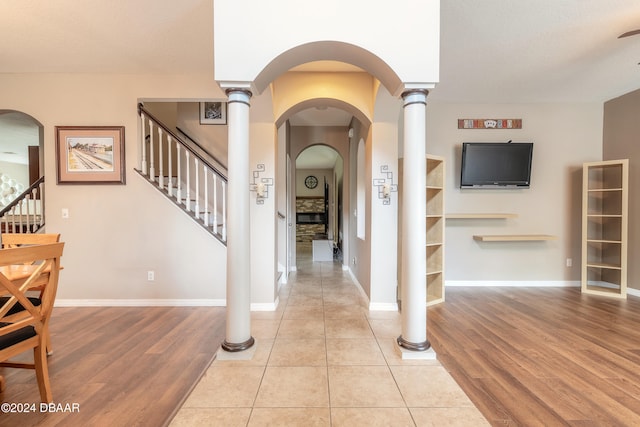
[320,261,332,424]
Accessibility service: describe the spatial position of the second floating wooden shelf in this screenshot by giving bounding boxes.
[473,234,557,242]
[446,213,517,219]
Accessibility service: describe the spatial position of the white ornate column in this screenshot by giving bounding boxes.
[398,89,431,353]
[222,88,255,352]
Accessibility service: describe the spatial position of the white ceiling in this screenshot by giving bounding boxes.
[1,0,638,102]
[1,0,640,164]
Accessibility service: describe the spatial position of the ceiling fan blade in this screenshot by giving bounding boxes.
[618,29,640,38]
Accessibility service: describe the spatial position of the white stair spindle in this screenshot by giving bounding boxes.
[176,145,182,204]
[158,128,164,189]
[140,112,147,174]
[185,151,191,212]
[167,135,173,197]
[213,174,218,233]
[204,167,209,228]
[194,158,200,220]
[25,194,31,232]
[149,122,155,181]
[18,200,24,231]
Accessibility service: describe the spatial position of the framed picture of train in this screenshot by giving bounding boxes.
[55,126,125,184]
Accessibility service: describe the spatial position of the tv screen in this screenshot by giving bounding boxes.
[460,142,533,188]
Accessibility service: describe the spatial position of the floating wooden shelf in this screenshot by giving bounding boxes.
[446,213,517,219]
[473,234,557,242]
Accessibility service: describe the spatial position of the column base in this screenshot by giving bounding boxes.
[221,336,255,352]
[395,336,436,360]
[397,335,431,351]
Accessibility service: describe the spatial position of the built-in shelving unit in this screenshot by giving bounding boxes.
[581,159,628,299]
[426,155,445,306]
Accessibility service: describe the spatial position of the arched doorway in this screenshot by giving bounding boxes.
[294,144,344,262]
[278,98,359,276]
[0,111,45,233]
[0,111,43,205]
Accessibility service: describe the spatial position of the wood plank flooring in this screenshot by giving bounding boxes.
[428,287,640,426]
[3,288,640,426]
[0,306,225,427]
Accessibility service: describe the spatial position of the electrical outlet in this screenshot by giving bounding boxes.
[147,271,155,281]
[566,258,572,268]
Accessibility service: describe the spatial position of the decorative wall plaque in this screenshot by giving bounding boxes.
[458,119,522,129]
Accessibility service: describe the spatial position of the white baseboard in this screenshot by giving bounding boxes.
[369,302,399,311]
[445,280,581,287]
[347,268,370,305]
[251,300,279,311]
[55,298,282,311]
[55,299,226,307]
[627,288,640,298]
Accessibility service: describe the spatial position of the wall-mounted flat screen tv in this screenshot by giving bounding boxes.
[460,142,533,188]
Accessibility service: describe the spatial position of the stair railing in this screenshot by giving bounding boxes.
[137,104,227,244]
[0,176,45,234]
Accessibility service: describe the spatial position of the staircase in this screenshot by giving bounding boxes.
[136,104,228,244]
[0,176,45,234]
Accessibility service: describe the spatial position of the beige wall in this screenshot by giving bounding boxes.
[603,88,640,290]
[0,70,613,303]
[0,73,228,302]
[426,102,603,284]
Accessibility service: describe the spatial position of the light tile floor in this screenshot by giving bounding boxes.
[171,250,489,426]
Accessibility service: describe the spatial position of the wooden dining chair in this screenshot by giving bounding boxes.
[0,233,61,354]
[0,242,64,403]
[1,233,61,250]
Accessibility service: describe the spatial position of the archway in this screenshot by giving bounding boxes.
[0,111,45,232]
[0,111,43,200]
[294,144,344,263]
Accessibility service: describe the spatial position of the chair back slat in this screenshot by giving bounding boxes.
[0,243,63,266]
[2,233,61,252]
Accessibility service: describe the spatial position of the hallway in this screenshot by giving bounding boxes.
[170,246,488,426]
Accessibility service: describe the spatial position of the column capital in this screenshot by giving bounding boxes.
[225,88,252,107]
[401,89,429,107]
[225,87,253,97]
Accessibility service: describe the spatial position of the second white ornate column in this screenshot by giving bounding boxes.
[222,88,255,352]
[398,89,431,354]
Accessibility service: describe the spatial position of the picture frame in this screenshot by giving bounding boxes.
[55,126,126,185]
[200,101,227,125]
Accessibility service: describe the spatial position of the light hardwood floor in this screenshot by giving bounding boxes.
[3,286,640,426]
[429,287,640,426]
[0,306,225,427]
